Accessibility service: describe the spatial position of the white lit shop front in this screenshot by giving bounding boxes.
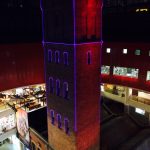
[0,108,16,143]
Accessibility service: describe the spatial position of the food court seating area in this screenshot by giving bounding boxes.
[12,94,45,111]
[130,95,150,105]
[0,99,3,105]
[0,84,46,112]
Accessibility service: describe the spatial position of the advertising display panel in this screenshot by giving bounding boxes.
[16,109,30,145]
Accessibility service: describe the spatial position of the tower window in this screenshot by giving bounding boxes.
[87,51,91,64]
[63,82,68,99]
[135,49,141,55]
[48,50,52,63]
[64,119,69,134]
[57,114,62,129]
[106,48,111,53]
[63,52,69,65]
[50,110,55,125]
[55,51,60,63]
[56,79,60,96]
[123,48,127,54]
[49,77,53,93]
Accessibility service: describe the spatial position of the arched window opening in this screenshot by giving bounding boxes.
[50,110,55,125]
[63,52,69,65]
[49,77,53,93]
[55,51,60,63]
[48,49,52,62]
[64,119,69,134]
[87,51,91,64]
[63,82,68,99]
[57,114,62,129]
[56,79,60,96]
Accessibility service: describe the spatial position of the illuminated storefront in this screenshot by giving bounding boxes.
[0,108,16,144]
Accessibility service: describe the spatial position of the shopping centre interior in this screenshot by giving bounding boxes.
[0,84,47,148]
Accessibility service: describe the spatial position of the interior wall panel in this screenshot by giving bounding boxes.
[0,43,44,91]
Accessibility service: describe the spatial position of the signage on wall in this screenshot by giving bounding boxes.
[135,108,145,115]
[16,109,30,145]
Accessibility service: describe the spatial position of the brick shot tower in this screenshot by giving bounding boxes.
[41,0,102,150]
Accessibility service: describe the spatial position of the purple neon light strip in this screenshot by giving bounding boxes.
[101,1,103,44]
[99,1,103,124]
[40,0,49,115]
[44,41,101,45]
[73,0,77,132]
[40,0,45,45]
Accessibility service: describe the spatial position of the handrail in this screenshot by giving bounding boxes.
[29,127,54,150]
[102,103,113,115]
[126,113,150,128]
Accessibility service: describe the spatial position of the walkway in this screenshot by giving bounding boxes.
[0,135,26,150]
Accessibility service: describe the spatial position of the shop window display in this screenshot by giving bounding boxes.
[146,71,150,81]
[135,49,141,55]
[113,66,139,78]
[103,84,125,97]
[101,65,110,74]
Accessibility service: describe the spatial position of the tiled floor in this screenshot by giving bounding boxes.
[0,135,25,150]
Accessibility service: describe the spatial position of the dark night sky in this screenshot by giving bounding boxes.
[0,0,150,43]
[103,0,150,42]
[0,0,42,43]
[103,12,150,42]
